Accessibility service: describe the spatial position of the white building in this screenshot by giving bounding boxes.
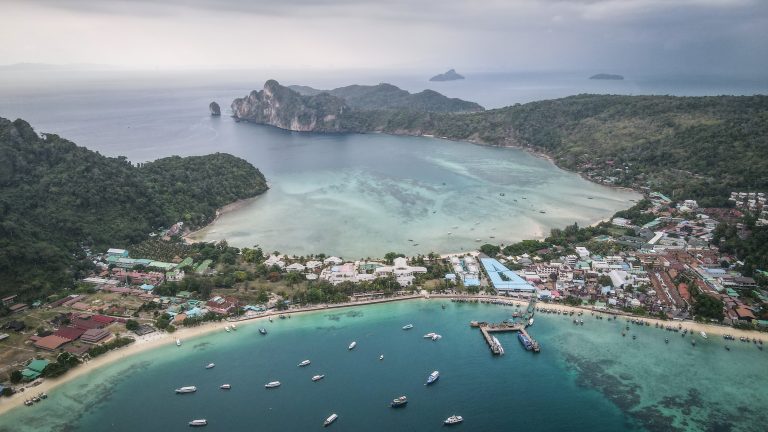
[575,247,590,259]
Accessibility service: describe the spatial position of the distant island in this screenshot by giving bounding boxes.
[589,73,624,80]
[429,69,465,81]
[209,101,221,116]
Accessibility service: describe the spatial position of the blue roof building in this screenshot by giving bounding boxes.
[479,257,536,293]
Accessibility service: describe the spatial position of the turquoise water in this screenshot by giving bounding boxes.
[2,300,766,431]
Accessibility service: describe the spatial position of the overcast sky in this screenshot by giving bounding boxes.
[2,0,767,74]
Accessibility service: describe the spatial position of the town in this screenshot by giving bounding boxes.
[0,190,766,401]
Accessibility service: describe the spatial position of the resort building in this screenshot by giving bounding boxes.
[374,257,427,287]
[479,257,536,293]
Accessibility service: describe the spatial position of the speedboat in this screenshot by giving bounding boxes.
[312,375,325,382]
[425,370,440,385]
[324,413,338,427]
[205,363,215,369]
[432,334,442,341]
[379,355,384,360]
[391,395,408,407]
[402,324,414,330]
[423,332,436,339]
[176,338,182,346]
[265,381,281,388]
[298,359,311,367]
[220,384,231,390]
[259,328,267,335]
[175,386,197,394]
[700,331,708,339]
[348,341,357,350]
[189,419,207,427]
[444,415,463,425]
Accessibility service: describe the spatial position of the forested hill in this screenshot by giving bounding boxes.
[0,118,268,298]
[350,94,768,205]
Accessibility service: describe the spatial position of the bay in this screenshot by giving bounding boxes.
[2,300,766,431]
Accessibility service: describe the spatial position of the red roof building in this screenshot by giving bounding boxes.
[72,318,104,330]
[34,335,71,351]
[91,315,116,325]
[53,326,86,341]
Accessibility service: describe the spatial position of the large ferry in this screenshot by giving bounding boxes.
[425,370,440,385]
[175,386,197,394]
[518,331,533,350]
[444,415,463,425]
[324,413,338,427]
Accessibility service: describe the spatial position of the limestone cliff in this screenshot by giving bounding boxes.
[231,80,348,132]
[209,101,221,116]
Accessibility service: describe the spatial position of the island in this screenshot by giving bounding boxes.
[589,73,624,80]
[209,101,221,116]
[429,69,465,81]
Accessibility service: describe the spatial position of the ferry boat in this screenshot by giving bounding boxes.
[425,370,440,385]
[259,328,267,335]
[265,381,281,388]
[298,359,311,367]
[324,413,338,427]
[348,341,357,350]
[423,332,437,339]
[175,386,197,394]
[205,363,215,369]
[220,384,231,390]
[312,375,325,382]
[391,396,408,407]
[176,338,182,346]
[402,324,414,330]
[518,331,533,351]
[700,331,708,339]
[444,415,463,425]
[188,419,207,427]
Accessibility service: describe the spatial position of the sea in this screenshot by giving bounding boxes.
[1,300,766,431]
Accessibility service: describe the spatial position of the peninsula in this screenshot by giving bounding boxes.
[429,69,465,81]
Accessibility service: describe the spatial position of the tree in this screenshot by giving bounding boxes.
[125,319,140,331]
[284,272,303,287]
[10,370,22,384]
[480,244,501,256]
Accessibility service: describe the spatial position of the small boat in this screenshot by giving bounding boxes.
[265,381,281,388]
[298,360,311,367]
[189,419,207,427]
[391,395,408,408]
[432,334,442,341]
[175,386,197,394]
[40,393,47,399]
[527,318,534,327]
[259,328,267,335]
[700,331,708,339]
[205,363,215,369]
[426,370,440,385]
[444,415,463,425]
[279,314,286,319]
[225,326,231,333]
[348,341,357,350]
[324,413,338,427]
[402,324,414,330]
[312,375,325,382]
[424,332,437,339]
[176,338,182,346]
[268,317,273,322]
[725,346,731,351]
[220,384,231,390]
[665,338,669,343]
[231,324,237,331]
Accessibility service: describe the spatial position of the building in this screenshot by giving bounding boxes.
[80,328,111,344]
[34,335,71,351]
[106,248,129,258]
[479,257,536,293]
[22,359,50,381]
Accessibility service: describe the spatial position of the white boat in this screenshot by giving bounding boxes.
[444,415,463,425]
[205,363,215,369]
[225,326,231,333]
[402,324,414,330]
[265,381,281,388]
[492,336,504,355]
[348,341,357,350]
[324,413,338,427]
[312,374,325,382]
[298,359,311,367]
[379,355,384,360]
[189,419,207,427]
[231,324,237,331]
[528,318,534,327]
[220,384,231,389]
[432,334,442,341]
[176,338,182,346]
[700,331,708,339]
[175,386,197,394]
[425,370,440,385]
[423,332,436,339]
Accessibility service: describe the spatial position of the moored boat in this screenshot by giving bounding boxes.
[402,324,414,330]
[391,395,408,407]
[700,331,708,339]
[324,413,338,427]
[259,328,267,335]
[220,384,231,389]
[175,386,197,394]
[265,381,281,388]
[205,363,215,369]
[527,318,534,327]
[432,334,442,341]
[225,326,230,332]
[312,374,325,382]
[348,341,357,350]
[176,338,182,346]
[189,419,207,427]
[379,354,384,360]
[426,370,440,385]
[424,332,436,338]
[231,324,237,331]
[444,415,463,425]
[298,359,311,367]
[518,331,533,350]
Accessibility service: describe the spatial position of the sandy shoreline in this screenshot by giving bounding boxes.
[2,293,761,416]
[183,194,264,243]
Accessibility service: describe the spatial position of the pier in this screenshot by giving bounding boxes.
[471,296,540,355]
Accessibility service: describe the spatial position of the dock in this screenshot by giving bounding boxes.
[471,296,540,354]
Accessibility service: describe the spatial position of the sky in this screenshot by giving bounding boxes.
[2,0,768,75]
